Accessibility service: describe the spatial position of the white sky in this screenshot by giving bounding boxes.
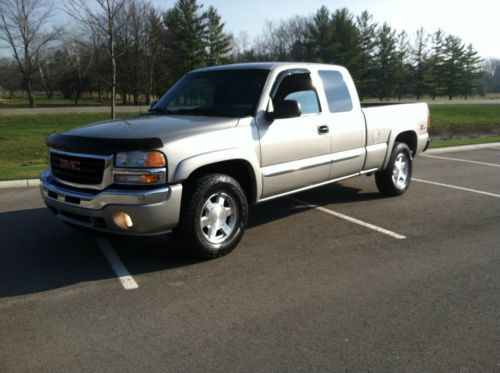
[152,0,500,59]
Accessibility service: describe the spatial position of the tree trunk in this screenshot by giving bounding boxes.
[38,66,53,99]
[111,56,116,119]
[26,77,36,108]
[109,15,116,120]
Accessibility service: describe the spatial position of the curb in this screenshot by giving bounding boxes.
[425,142,500,154]
[0,179,40,189]
[0,142,498,189]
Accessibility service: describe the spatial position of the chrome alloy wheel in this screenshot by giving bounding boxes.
[200,192,238,244]
[392,153,410,188]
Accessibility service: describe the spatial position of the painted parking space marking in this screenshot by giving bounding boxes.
[422,154,500,167]
[95,238,139,290]
[289,197,406,240]
[413,178,500,199]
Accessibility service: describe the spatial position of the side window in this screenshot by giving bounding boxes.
[318,70,353,113]
[273,73,320,115]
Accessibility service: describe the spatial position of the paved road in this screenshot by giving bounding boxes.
[1,99,499,116]
[0,105,144,116]
[1,146,499,372]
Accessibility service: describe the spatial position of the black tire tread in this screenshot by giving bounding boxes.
[375,142,413,197]
[175,173,248,259]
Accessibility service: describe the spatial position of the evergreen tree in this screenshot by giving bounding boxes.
[203,6,232,66]
[356,10,378,99]
[306,6,334,63]
[394,31,412,100]
[411,28,427,100]
[424,29,445,100]
[144,7,171,101]
[164,0,206,79]
[442,35,466,100]
[462,43,482,99]
[373,23,398,100]
[329,8,361,75]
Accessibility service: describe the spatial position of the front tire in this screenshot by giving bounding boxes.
[175,173,248,259]
[375,142,413,197]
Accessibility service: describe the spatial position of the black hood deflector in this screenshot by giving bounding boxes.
[46,133,164,155]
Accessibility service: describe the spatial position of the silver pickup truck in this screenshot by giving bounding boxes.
[41,62,430,258]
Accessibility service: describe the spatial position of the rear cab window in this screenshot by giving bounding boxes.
[318,70,353,113]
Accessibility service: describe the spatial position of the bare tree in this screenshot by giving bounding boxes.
[0,58,23,98]
[59,34,94,104]
[0,0,58,107]
[37,49,59,99]
[252,17,310,62]
[65,0,129,119]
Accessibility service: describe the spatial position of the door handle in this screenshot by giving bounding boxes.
[317,125,329,135]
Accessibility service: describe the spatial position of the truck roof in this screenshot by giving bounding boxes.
[191,62,342,73]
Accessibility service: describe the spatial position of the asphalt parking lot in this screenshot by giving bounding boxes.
[1,145,499,372]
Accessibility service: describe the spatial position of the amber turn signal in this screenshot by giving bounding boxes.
[142,174,160,183]
[145,151,166,167]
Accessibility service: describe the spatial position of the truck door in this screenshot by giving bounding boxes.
[317,70,366,179]
[257,70,331,198]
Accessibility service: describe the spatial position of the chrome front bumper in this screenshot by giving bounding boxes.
[40,170,183,235]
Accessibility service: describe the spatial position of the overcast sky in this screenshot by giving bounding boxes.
[149,0,499,59]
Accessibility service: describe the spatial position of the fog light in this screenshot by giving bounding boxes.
[113,212,133,229]
[114,174,160,184]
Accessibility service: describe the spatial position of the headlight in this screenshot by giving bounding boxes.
[115,150,166,168]
[114,150,167,185]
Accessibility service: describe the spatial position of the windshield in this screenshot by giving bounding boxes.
[151,69,270,118]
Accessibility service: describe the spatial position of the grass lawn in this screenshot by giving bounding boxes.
[0,104,499,181]
[429,104,500,130]
[0,113,135,180]
[0,97,111,108]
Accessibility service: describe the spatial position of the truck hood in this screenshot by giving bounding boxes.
[64,114,239,141]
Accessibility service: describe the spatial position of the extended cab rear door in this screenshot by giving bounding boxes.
[316,68,367,179]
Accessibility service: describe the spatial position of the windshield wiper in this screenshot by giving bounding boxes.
[148,107,174,115]
[164,108,220,116]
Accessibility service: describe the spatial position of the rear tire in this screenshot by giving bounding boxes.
[175,173,248,259]
[375,142,412,197]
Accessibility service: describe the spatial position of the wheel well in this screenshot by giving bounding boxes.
[395,131,417,156]
[185,160,257,204]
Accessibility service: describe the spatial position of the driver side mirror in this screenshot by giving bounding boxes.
[266,100,301,122]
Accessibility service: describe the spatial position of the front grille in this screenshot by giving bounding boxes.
[50,152,105,185]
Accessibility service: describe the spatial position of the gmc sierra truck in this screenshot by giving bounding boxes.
[40,62,430,258]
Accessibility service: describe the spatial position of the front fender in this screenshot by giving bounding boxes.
[172,148,263,200]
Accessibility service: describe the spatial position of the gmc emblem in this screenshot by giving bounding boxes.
[59,159,81,171]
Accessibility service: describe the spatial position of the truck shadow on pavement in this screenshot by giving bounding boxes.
[0,183,381,299]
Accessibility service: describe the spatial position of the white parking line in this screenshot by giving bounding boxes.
[413,178,500,199]
[289,197,406,240]
[422,154,500,167]
[95,237,139,290]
